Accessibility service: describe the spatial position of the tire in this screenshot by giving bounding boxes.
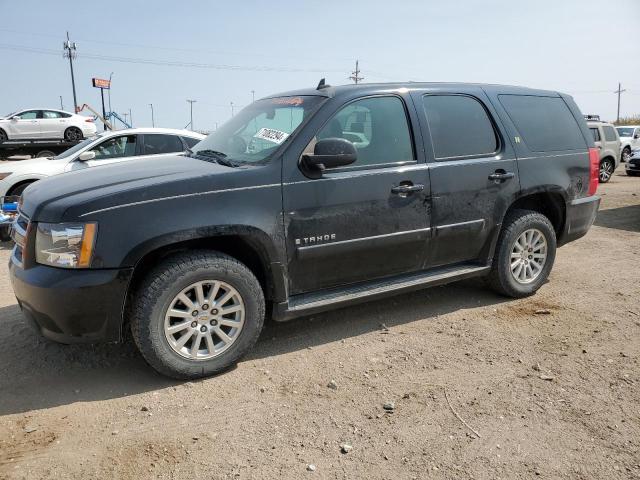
[0,129,7,142]
[64,127,83,142]
[0,226,11,242]
[487,209,556,298]
[599,158,614,183]
[8,181,34,197]
[627,171,640,177]
[621,147,631,163]
[130,250,265,379]
[35,150,56,158]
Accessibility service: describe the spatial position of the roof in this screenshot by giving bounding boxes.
[99,128,205,138]
[262,81,564,100]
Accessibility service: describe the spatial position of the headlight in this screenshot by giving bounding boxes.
[35,222,97,268]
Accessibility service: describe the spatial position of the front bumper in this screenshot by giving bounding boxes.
[625,159,640,173]
[558,195,600,246]
[9,255,132,343]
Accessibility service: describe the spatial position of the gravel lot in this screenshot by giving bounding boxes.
[0,172,638,480]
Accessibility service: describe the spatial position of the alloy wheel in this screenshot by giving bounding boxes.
[510,228,547,284]
[164,280,245,360]
[599,159,613,182]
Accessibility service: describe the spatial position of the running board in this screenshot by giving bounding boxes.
[274,263,490,321]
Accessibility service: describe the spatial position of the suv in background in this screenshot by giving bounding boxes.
[616,125,640,163]
[10,82,600,379]
[586,116,621,182]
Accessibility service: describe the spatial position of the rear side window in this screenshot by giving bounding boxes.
[590,127,601,142]
[499,95,586,152]
[182,136,201,148]
[143,134,185,155]
[422,95,498,159]
[43,111,62,119]
[602,126,618,142]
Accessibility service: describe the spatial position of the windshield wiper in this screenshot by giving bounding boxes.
[191,149,239,167]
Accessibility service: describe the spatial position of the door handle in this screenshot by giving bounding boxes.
[391,183,424,194]
[488,171,515,182]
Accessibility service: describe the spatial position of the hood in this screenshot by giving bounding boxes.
[21,154,238,222]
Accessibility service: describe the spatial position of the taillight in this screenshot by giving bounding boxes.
[588,147,599,196]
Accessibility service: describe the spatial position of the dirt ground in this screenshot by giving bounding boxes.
[0,172,638,480]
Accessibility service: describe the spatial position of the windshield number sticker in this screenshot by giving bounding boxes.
[254,128,289,145]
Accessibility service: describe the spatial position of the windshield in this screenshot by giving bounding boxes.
[616,127,634,138]
[53,134,102,159]
[192,96,326,164]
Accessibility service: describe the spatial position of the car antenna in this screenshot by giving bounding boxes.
[316,78,330,90]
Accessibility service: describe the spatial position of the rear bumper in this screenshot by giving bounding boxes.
[9,257,132,343]
[558,195,600,246]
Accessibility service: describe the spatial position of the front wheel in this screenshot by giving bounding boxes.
[621,147,631,163]
[627,170,640,177]
[130,251,265,379]
[64,127,83,142]
[599,158,614,183]
[487,209,556,298]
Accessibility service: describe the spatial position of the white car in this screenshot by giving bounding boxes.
[0,108,97,142]
[615,125,640,163]
[0,128,205,196]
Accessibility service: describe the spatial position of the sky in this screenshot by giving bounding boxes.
[0,0,639,131]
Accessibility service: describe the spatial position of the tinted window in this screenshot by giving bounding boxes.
[499,95,586,152]
[603,125,617,142]
[312,96,413,167]
[143,134,184,155]
[182,136,201,148]
[590,127,601,142]
[43,111,62,119]
[91,135,137,159]
[422,95,498,159]
[17,110,39,120]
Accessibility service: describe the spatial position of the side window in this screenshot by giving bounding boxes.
[90,135,137,160]
[143,134,185,155]
[182,136,201,149]
[590,127,601,142]
[499,95,587,152]
[422,95,498,159]
[60,112,72,118]
[43,111,62,119]
[311,96,413,167]
[603,126,617,142]
[16,110,39,120]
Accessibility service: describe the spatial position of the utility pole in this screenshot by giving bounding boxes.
[349,60,364,84]
[149,103,155,127]
[129,108,133,128]
[108,72,114,113]
[186,99,196,130]
[59,96,63,110]
[122,112,129,126]
[230,101,235,117]
[614,83,626,123]
[63,32,78,112]
[251,90,255,103]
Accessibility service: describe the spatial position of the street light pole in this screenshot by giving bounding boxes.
[186,99,196,130]
[59,96,63,110]
[149,103,155,127]
[230,101,235,117]
[108,72,114,113]
[129,108,133,128]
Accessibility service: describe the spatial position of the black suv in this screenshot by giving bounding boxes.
[10,82,600,379]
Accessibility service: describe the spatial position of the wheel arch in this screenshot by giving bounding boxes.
[505,191,566,236]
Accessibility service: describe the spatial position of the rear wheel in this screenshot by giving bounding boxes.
[488,209,556,298]
[627,171,639,177]
[621,147,631,163]
[599,158,614,183]
[0,129,7,142]
[130,251,265,379]
[64,127,83,142]
[35,150,56,158]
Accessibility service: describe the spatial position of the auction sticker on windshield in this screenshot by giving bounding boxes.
[254,128,290,144]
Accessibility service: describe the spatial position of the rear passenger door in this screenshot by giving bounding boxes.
[411,88,520,267]
[140,134,187,159]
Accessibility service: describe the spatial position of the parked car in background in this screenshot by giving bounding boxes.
[0,128,204,196]
[626,148,640,176]
[0,109,97,142]
[8,82,600,379]
[587,119,620,182]
[616,125,640,163]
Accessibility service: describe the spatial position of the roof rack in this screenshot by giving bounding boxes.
[584,114,601,121]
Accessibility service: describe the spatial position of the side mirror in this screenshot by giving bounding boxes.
[301,138,357,177]
[77,151,96,161]
[10,116,19,121]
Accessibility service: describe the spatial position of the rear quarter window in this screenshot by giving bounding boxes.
[499,95,587,152]
[602,126,618,142]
